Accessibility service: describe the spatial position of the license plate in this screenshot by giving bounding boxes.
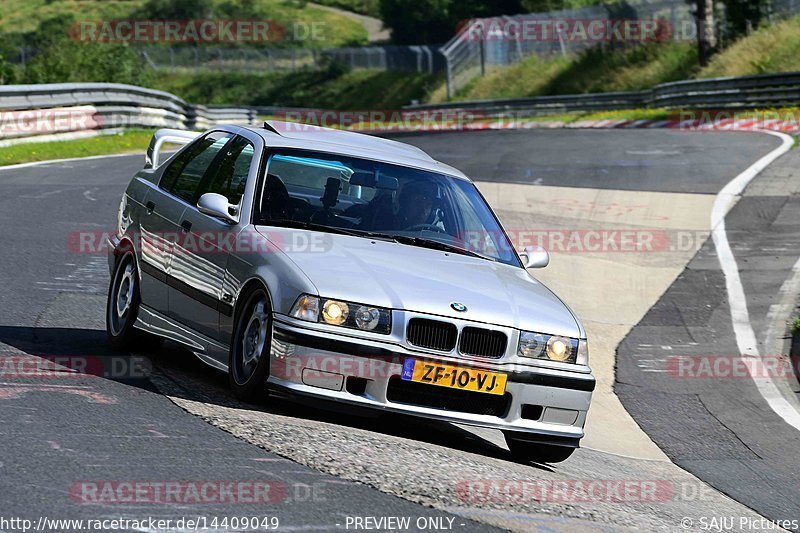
[401,359,507,395]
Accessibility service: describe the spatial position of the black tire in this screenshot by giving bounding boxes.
[505,434,576,464]
[106,250,163,352]
[228,286,273,402]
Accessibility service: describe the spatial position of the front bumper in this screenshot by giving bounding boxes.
[268,317,594,445]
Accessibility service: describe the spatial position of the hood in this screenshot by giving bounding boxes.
[258,227,582,338]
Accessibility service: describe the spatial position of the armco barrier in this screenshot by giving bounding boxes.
[406,71,800,116]
[3,71,800,143]
[0,82,256,142]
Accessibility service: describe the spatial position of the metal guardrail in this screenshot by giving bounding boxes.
[2,71,800,144]
[406,71,800,115]
[0,83,257,141]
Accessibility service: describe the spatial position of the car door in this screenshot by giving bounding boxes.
[140,131,233,316]
[168,134,256,341]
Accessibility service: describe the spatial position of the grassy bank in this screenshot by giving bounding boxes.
[430,41,699,103]
[430,15,800,103]
[154,68,440,109]
[0,0,368,48]
[699,16,800,77]
[0,130,154,166]
[312,0,381,18]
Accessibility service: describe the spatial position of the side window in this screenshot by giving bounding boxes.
[198,136,254,206]
[160,132,232,203]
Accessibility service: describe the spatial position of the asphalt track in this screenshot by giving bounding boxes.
[0,129,797,531]
[615,148,800,524]
[391,129,780,193]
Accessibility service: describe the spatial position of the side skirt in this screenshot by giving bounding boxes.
[135,305,230,372]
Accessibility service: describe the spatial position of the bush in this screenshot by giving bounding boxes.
[22,41,151,85]
[0,54,14,84]
[18,15,152,85]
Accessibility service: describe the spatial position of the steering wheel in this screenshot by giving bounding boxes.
[405,223,447,233]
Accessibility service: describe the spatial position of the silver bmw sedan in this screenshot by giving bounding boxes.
[106,121,594,463]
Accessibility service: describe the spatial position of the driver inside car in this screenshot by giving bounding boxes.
[394,180,438,230]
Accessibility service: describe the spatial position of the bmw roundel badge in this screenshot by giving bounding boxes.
[450,302,467,312]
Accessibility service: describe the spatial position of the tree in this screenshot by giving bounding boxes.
[379,0,529,44]
[0,54,14,85]
[133,0,214,20]
[696,0,716,66]
[720,0,769,39]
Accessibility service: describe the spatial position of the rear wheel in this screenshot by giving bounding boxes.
[504,433,576,463]
[106,251,163,351]
[229,286,272,402]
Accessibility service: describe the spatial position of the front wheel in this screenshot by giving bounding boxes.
[504,433,576,464]
[106,251,162,351]
[228,287,273,402]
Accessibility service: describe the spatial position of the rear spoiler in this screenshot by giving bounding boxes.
[144,129,202,169]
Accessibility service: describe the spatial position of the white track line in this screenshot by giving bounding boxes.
[711,129,800,431]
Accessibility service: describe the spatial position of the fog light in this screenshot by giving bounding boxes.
[322,300,349,325]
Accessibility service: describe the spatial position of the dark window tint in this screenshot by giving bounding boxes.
[198,136,254,206]
[160,132,232,203]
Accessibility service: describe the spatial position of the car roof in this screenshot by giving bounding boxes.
[238,121,471,181]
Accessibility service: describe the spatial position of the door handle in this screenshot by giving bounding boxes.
[180,220,192,232]
[145,201,155,214]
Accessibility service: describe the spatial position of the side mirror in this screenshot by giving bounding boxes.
[520,245,549,268]
[197,193,238,224]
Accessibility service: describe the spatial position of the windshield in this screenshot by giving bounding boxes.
[254,149,521,267]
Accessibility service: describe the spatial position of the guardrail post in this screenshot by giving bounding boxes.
[445,57,453,100]
[479,34,486,76]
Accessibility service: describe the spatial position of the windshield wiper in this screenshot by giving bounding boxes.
[263,221,495,260]
[390,235,496,261]
[265,219,366,237]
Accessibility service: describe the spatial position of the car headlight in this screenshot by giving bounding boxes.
[518,331,585,365]
[290,295,391,334]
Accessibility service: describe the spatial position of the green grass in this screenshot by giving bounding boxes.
[430,15,800,103]
[511,108,671,123]
[699,16,800,78]
[0,0,368,48]
[430,41,699,103]
[0,130,155,166]
[153,68,439,109]
[312,0,381,18]
[793,317,800,335]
